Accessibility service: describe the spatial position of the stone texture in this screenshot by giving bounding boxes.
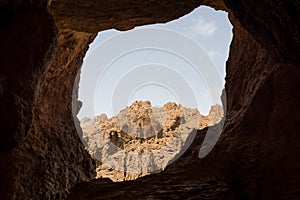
[224,0,300,65]
[49,0,204,32]
[81,101,222,182]
[0,0,299,199]
[4,29,97,199]
[0,2,97,198]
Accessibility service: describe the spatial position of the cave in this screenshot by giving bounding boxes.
[0,0,299,199]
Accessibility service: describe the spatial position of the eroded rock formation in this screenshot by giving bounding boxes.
[0,0,299,199]
[80,101,222,181]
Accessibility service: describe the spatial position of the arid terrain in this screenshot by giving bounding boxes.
[80,101,223,181]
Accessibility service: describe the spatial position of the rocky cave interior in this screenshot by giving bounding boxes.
[0,0,299,199]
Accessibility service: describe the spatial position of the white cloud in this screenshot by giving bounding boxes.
[208,50,222,60]
[189,17,216,37]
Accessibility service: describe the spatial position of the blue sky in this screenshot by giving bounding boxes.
[77,6,232,119]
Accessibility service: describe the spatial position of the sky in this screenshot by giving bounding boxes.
[77,6,233,119]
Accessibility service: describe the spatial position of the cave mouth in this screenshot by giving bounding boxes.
[73,6,232,182]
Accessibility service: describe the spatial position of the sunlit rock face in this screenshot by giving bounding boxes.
[0,0,299,199]
[80,101,222,181]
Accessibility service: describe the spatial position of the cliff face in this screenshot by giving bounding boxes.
[81,101,222,182]
[0,0,299,199]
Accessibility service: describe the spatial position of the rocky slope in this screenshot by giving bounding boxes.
[80,101,223,181]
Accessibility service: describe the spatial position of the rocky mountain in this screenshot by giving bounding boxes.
[80,101,223,181]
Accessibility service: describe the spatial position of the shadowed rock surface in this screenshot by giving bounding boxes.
[0,0,299,199]
[68,126,231,200]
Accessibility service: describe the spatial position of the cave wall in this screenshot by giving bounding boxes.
[0,1,55,151]
[0,1,96,199]
[0,1,59,197]
[224,0,300,65]
[221,13,300,198]
[0,0,299,199]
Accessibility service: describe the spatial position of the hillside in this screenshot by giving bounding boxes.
[80,101,223,181]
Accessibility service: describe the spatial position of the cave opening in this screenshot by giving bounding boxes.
[74,6,232,182]
[1,0,299,199]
